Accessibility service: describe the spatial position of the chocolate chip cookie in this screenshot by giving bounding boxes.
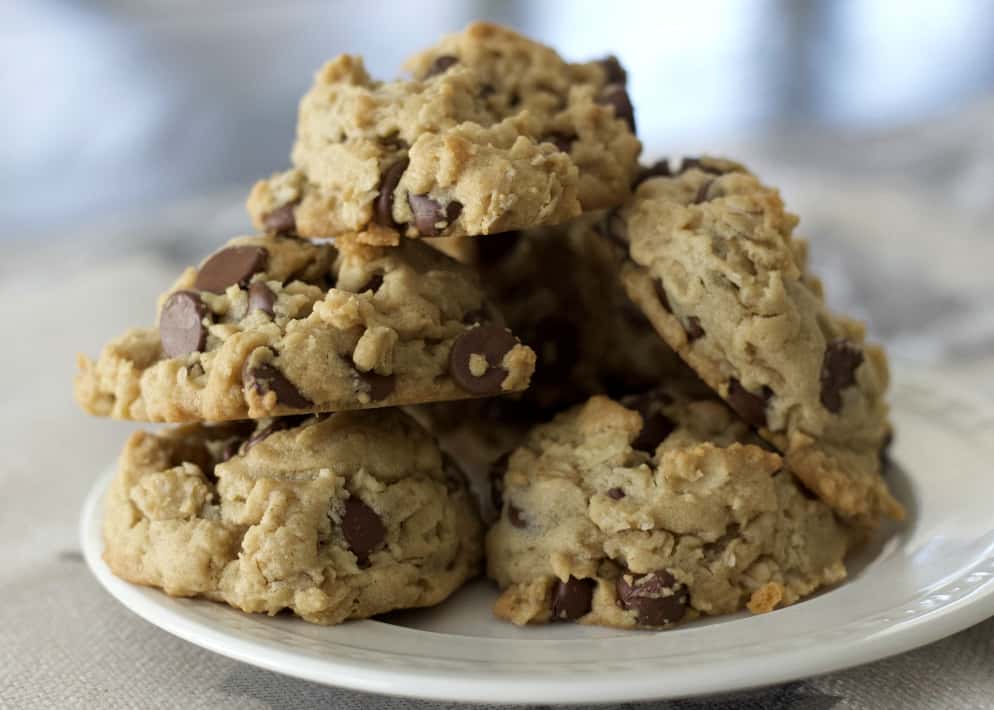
[75,233,536,422]
[615,157,902,526]
[486,387,855,629]
[414,215,692,478]
[102,410,482,624]
[247,23,640,242]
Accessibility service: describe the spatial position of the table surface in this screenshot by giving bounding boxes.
[2,110,993,709]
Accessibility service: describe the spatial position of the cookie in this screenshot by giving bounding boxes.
[486,388,854,629]
[247,23,640,242]
[75,234,536,422]
[414,215,691,476]
[614,157,902,526]
[103,410,481,624]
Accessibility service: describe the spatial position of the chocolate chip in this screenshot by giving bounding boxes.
[425,54,458,77]
[507,503,527,529]
[653,279,671,312]
[160,291,209,357]
[243,362,312,409]
[685,316,705,341]
[357,273,384,294]
[727,378,772,429]
[408,194,462,236]
[247,282,276,316]
[342,498,386,565]
[194,246,268,293]
[262,204,296,234]
[820,340,864,414]
[489,452,510,509]
[607,487,626,500]
[542,132,576,153]
[615,570,688,626]
[597,85,635,133]
[449,325,518,395]
[632,411,675,453]
[374,158,409,228]
[355,370,395,402]
[633,160,672,188]
[477,231,521,264]
[598,55,627,85]
[480,83,496,98]
[692,180,714,204]
[552,577,596,621]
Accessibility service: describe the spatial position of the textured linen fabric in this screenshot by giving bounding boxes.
[2,119,994,708]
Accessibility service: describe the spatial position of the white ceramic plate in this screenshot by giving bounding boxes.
[81,369,994,705]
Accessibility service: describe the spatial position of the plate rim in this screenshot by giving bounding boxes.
[80,369,994,705]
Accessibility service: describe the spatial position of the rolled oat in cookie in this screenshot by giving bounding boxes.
[486,386,857,630]
[618,156,903,526]
[101,410,482,625]
[247,22,640,242]
[75,233,535,422]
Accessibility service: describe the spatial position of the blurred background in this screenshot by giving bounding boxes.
[2,0,993,376]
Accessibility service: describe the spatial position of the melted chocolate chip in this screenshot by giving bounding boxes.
[160,291,209,357]
[631,411,675,454]
[598,55,627,85]
[374,158,409,228]
[408,194,462,236]
[262,204,297,234]
[685,316,705,341]
[342,498,386,565]
[542,132,576,153]
[653,279,671,312]
[355,370,396,402]
[607,487,626,500]
[615,570,688,626]
[489,452,510,509]
[597,85,635,133]
[507,503,527,529]
[820,340,864,414]
[477,231,521,264]
[727,378,772,429]
[425,54,458,77]
[194,246,268,293]
[247,282,276,316]
[243,362,312,409]
[552,577,596,621]
[449,325,518,395]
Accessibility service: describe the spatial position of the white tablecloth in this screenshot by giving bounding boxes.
[2,113,993,708]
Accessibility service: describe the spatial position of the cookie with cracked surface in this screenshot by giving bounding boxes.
[405,22,640,209]
[102,410,482,625]
[616,157,902,526]
[75,234,536,422]
[247,24,640,242]
[486,390,855,629]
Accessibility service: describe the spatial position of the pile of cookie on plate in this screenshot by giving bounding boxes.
[76,23,903,630]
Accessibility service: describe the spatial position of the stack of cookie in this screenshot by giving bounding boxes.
[76,23,903,631]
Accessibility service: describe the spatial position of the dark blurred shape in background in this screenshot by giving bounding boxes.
[4,0,994,239]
